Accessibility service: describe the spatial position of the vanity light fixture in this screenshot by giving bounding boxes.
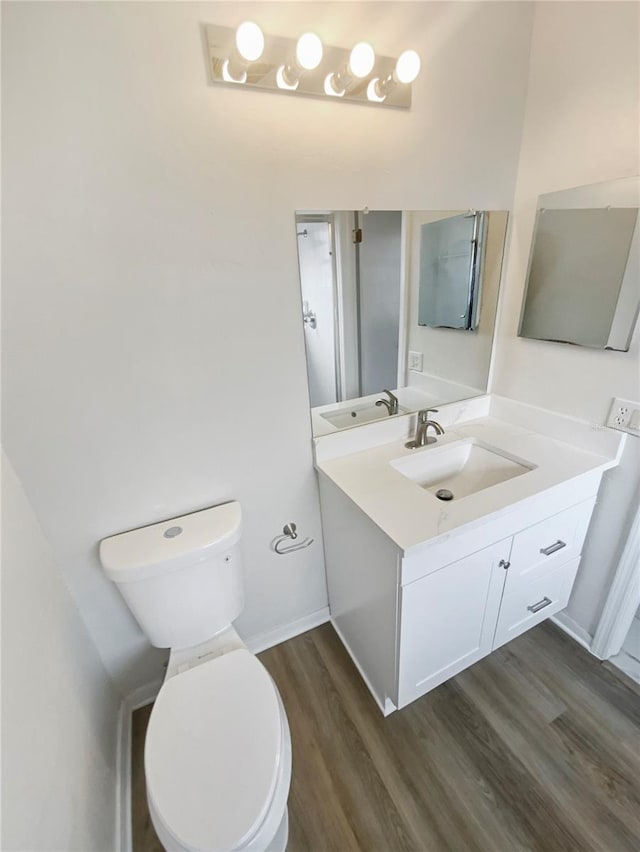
[222,21,265,83]
[324,41,375,97]
[277,32,324,90]
[205,22,419,109]
[367,49,421,102]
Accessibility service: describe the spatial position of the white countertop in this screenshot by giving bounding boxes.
[315,410,623,554]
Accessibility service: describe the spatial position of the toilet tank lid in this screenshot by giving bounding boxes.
[99,501,241,583]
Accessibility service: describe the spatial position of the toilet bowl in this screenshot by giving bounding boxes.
[99,502,291,851]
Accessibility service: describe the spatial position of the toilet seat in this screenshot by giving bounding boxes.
[145,649,285,851]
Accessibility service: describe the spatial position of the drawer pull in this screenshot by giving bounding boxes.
[540,540,566,556]
[527,596,552,614]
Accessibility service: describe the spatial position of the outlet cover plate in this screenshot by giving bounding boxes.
[607,397,640,436]
[408,350,423,372]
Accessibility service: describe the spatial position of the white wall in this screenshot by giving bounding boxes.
[2,1,534,693]
[492,1,640,636]
[1,453,120,851]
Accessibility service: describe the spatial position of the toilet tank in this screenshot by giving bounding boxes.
[99,502,244,649]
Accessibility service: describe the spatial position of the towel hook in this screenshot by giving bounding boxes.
[273,522,314,555]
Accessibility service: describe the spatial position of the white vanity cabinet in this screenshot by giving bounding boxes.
[397,498,595,707]
[318,471,597,715]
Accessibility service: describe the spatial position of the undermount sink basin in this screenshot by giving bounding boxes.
[321,402,408,429]
[390,438,535,501]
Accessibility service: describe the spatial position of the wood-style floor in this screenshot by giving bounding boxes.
[132,622,640,852]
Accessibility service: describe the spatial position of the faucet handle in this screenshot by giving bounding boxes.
[418,408,438,422]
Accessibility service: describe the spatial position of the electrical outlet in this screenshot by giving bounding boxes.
[408,350,423,372]
[607,397,640,436]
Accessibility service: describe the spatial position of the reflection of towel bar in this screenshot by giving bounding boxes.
[273,522,314,555]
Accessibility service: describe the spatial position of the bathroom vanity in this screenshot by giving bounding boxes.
[314,396,624,715]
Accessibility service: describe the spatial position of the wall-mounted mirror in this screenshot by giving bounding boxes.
[519,176,640,350]
[295,209,509,435]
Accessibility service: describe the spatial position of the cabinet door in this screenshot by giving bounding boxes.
[397,540,509,709]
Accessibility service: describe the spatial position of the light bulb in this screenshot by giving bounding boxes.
[235,21,264,62]
[324,73,345,97]
[366,48,421,101]
[277,32,323,90]
[366,79,385,102]
[395,49,420,84]
[222,60,247,84]
[276,65,299,90]
[348,42,375,78]
[296,32,323,71]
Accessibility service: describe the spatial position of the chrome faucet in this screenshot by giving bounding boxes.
[375,389,399,416]
[406,409,445,449]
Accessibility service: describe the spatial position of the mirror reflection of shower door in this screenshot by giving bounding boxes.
[418,212,485,330]
[296,218,339,408]
[357,211,402,396]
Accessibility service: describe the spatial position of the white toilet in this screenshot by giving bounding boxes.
[99,501,291,852]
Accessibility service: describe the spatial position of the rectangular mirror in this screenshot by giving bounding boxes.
[519,176,640,350]
[295,209,509,435]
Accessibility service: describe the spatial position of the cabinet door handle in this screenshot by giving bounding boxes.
[499,559,510,570]
[527,596,552,613]
[539,539,566,556]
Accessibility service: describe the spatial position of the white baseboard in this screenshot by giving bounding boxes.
[116,678,163,852]
[116,698,132,852]
[115,700,132,852]
[115,610,330,850]
[245,606,330,655]
[551,612,593,653]
[609,648,640,685]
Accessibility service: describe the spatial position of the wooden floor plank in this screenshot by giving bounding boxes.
[282,632,417,852]
[390,695,533,852]
[312,624,483,851]
[517,626,640,729]
[550,712,640,841]
[455,654,640,851]
[265,642,361,852]
[429,678,588,852]
[131,621,640,852]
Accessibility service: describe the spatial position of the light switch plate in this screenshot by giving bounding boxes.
[607,397,640,436]
[408,350,423,372]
